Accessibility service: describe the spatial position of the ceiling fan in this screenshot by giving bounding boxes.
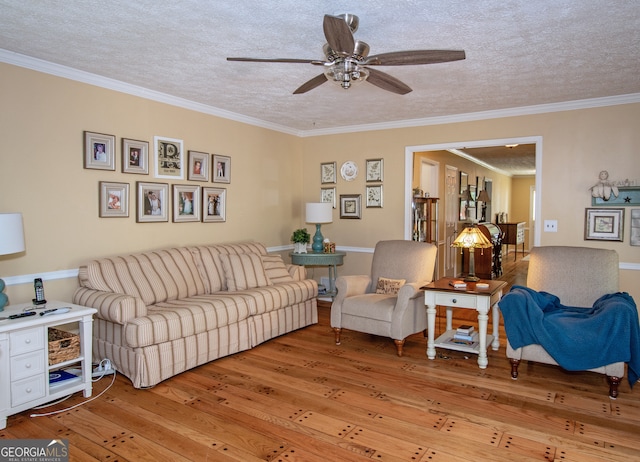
[227,14,465,95]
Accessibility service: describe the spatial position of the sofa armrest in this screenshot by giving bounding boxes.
[72,287,147,325]
[286,263,307,281]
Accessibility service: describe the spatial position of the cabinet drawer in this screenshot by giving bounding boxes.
[11,375,46,407]
[10,327,45,356]
[434,293,477,309]
[11,351,45,381]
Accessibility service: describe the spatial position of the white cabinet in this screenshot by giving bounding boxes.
[0,301,96,429]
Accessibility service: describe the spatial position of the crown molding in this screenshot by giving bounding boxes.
[2,49,639,139]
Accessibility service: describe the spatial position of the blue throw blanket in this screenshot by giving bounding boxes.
[499,285,640,387]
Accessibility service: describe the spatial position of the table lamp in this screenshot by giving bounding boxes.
[477,189,491,222]
[0,213,26,311]
[305,202,333,253]
[451,224,492,282]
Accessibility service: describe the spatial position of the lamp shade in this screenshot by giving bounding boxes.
[0,213,25,256]
[477,189,491,203]
[451,225,492,249]
[305,202,333,224]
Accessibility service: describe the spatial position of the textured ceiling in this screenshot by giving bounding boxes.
[1,1,638,174]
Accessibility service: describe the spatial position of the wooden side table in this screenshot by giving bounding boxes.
[423,278,507,369]
[290,251,346,297]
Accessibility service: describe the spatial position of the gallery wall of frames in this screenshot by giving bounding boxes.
[84,130,231,223]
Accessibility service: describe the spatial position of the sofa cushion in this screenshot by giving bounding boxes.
[261,255,295,284]
[79,248,206,305]
[220,253,270,291]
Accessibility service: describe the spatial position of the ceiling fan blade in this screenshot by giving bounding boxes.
[365,68,412,95]
[227,57,324,64]
[323,15,355,55]
[293,73,328,94]
[364,50,466,66]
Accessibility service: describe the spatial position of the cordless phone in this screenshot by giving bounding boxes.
[33,278,47,305]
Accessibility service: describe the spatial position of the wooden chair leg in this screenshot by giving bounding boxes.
[333,327,342,345]
[394,339,405,357]
[509,358,520,379]
[607,375,621,399]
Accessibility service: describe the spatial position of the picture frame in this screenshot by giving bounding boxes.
[84,131,115,170]
[459,171,468,195]
[366,158,383,182]
[172,184,201,222]
[203,187,226,222]
[122,138,149,174]
[366,185,383,208]
[321,162,337,184]
[154,136,184,179]
[321,187,336,208]
[213,154,231,183]
[585,208,624,241]
[631,209,640,246]
[99,181,129,218]
[187,150,209,181]
[340,194,361,219]
[136,181,169,222]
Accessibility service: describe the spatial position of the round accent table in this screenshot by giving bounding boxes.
[290,251,346,297]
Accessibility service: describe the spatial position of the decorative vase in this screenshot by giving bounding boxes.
[293,242,307,254]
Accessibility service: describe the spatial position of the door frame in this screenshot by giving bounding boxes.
[404,136,543,246]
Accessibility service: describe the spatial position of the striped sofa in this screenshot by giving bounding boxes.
[72,242,317,388]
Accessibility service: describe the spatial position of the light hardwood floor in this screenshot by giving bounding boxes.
[2,251,639,461]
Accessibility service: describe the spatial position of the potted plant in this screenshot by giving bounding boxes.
[291,228,310,253]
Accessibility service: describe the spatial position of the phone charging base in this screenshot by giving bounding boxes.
[32,298,47,305]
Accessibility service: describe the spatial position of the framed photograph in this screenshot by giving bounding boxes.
[154,136,184,179]
[366,158,383,182]
[340,194,361,219]
[321,162,337,184]
[585,208,624,241]
[172,184,201,222]
[122,138,149,174]
[366,185,383,208]
[459,171,468,195]
[84,131,115,170]
[187,151,209,181]
[631,209,640,246]
[136,181,169,222]
[321,187,336,208]
[203,187,226,222]
[99,182,129,217]
[213,154,231,183]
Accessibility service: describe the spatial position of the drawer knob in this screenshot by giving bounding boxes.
[25,339,31,344]
[26,387,32,393]
[25,363,31,369]
[452,298,457,304]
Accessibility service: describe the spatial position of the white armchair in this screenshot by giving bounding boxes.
[331,240,437,356]
[503,246,626,398]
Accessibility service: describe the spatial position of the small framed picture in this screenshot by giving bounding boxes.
[340,194,361,219]
[203,187,226,222]
[84,131,115,170]
[122,138,149,174]
[321,187,336,208]
[136,181,169,222]
[631,209,640,246]
[585,208,624,241]
[366,158,383,182]
[213,154,231,183]
[187,151,209,181]
[99,182,129,217]
[366,185,383,208]
[154,136,184,180]
[172,184,201,222]
[321,162,337,184]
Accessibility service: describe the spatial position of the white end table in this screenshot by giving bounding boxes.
[423,278,507,369]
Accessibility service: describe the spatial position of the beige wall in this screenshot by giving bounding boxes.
[511,176,536,250]
[1,62,639,304]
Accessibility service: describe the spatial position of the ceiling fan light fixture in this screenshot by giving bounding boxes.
[325,60,369,89]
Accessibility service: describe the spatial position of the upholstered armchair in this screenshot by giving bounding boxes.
[502,246,627,398]
[331,240,437,356]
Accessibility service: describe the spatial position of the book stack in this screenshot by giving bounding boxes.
[449,279,467,289]
[454,325,476,341]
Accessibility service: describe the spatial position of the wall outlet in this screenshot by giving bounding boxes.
[544,220,558,232]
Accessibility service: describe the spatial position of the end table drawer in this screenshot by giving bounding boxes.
[434,293,477,309]
[11,375,46,407]
[10,327,45,356]
[11,351,46,381]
